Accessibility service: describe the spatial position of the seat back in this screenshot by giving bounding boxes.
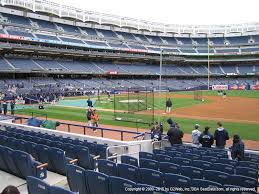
[35,144,54,171]
[159,162,179,174]
[216,158,237,166]
[139,152,154,160]
[66,164,88,194]
[86,170,109,194]
[139,159,159,170]
[3,146,20,176]
[109,176,136,194]
[121,155,138,167]
[236,167,258,180]
[139,168,163,187]
[14,150,35,178]
[192,179,222,189]
[0,145,9,172]
[180,166,203,179]
[238,161,258,170]
[27,176,50,194]
[192,160,212,170]
[117,163,139,182]
[48,147,67,175]
[172,157,192,166]
[204,170,229,185]
[96,144,108,159]
[25,141,38,160]
[164,173,190,189]
[211,163,234,174]
[63,143,77,159]
[76,146,95,170]
[98,159,117,176]
[229,175,258,190]
[155,154,172,163]
[153,149,166,155]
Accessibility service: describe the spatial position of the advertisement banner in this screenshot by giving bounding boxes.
[238,84,247,90]
[212,85,228,90]
[251,84,259,90]
[229,84,239,90]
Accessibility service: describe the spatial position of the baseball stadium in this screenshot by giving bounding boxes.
[0,0,258,193]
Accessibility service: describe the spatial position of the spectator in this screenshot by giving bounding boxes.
[230,134,245,161]
[86,108,93,126]
[192,124,201,147]
[151,122,163,141]
[199,126,214,148]
[1,186,20,194]
[2,100,7,115]
[167,118,176,128]
[165,98,172,114]
[10,100,15,116]
[214,122,229,148]
[87,97,93,108]
[167,120,184,145]
[91,109,99,132]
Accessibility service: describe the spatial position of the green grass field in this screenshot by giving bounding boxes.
[16,90,259,141]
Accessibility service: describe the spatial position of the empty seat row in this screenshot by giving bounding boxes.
[0,134,96,175]
[79,161,257,194]
[0,145,47,179]
[27,176,75,194]
[140,151,258,170]
[1,127,108,158]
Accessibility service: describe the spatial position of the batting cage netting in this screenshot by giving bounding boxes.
[113,87,155,126]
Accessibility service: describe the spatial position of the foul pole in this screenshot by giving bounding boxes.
[207,38,210,90]
[157,48,163,124]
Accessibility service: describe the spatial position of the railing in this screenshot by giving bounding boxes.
[106,143,142,160]
[14,116,142,141]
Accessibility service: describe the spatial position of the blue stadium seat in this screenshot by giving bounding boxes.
[182,153,200,160]
[48,147,69,175]
[121,155,138,167]
[109,176,136,194]
[159,162,179,174]
[66,164,88,194]
[35,144,54,171]
[180,166,203,179]
[97,159,117,176]
[238,161,258,169]
[16,139,27,152]
[192,160,212,170]
[50,141,64,150]
[202,156,218,163]
[117,163,139,182]
[86,142,97,156]
[204,170,229,185]
[153,149,167,155]
[86,171,110,194]
[63,143,77,159]
[164,147,177,152]
[76,145,96,170]
[27,176,50,194]
[6,137,18,149]
[228,175,258,190]
[139,168,164,187]
[139,159,159,170]
[167,150,183,158]
[96,144,108,159]
[155,154,172,163]
[50,186,76,194]
[172,157,192,166]
[164,173,190,189]
[139,151,155,160]
[216,158,237,167]
[14,150,47,179]
[0,145,9,172]
[211,163,234,174]
[3,146,20,176]
[236,167,258,180]
[25,141,38,160]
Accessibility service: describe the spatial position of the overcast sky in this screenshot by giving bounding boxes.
[57,0,259,25]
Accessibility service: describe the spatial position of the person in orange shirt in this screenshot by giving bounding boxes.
[91,109,99,132]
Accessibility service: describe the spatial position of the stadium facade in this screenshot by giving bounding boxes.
[0,0,258,95]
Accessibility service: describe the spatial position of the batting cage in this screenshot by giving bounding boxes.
[193,89,203,101]
[113,87,155,127]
